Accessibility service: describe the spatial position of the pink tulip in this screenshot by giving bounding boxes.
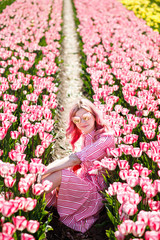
[122,202,138,216]
[137,210,150,225]
[42,180,53,192]
[4,176,16,188]
[12,216,27,231]
[1,201,16,217]
[32,183,44,196]
[148,214,160,231]
[148,199,160,211]
[145,231,160,240]
[21,233,35,240]
[153,179,160,192]
[126,175,139,188]
[2,222,16,235]
[17,161,29,175]
[27,220,40,233]
[10,131,20,139]
[132,221,146,237]
[118,219,134,235]
[118,160,129,170]
[131,148,142,158]
[0,233,14,240]
[23,198,37,212]
[18,178,30,194]
[34,145,45,157]
[140,142,150,152]
[119,169,129,180]
[114,230,125,240]
[20,137,29,145]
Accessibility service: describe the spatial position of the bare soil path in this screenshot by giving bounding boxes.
[52,0,83,160]
[46,0,109,239]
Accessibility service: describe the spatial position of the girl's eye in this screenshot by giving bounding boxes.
[72,117,80,124]
[82,113,91,121]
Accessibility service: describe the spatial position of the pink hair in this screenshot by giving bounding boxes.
[66,98,108,151]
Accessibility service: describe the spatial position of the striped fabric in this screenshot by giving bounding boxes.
[46,130,115,233]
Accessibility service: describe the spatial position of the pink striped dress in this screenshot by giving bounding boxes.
[46,130,115,233]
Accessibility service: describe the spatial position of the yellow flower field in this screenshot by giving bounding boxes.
[120,0,160,32]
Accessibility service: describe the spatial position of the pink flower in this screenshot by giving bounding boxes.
[126,175,139,188]
[145,231,160,240]
[118,219,134,235]
[114,230,125,240]
[1,201,16,217]
[101,157,117,170]
[148,214,160,231]
[17,161,29,175]
[131,148,142,158]
[137,210,150,225]
[132,221,146,237]
[10,131,20,139]
[140,142,150,152]
[12,216,27,231]
[18,178,30,194]
[153,179,160,192]
[0,233,14,240]
[42,180,53,192]
[140,167,152,177]
[22,198,37,212]
[32,183,44,196]
[118,160,129,170]
[122,202,138,216]
[35,145,45,157]
[21,233,35,240]
[27,220,40,233]
[2,222,16,235]
[4,176,16,188]
[20,137,29,145]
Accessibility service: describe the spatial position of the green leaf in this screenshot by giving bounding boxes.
[38,233,46,240]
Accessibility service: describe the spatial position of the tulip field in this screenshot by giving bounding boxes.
[0,0,160,239]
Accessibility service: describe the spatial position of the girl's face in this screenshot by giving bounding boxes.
[72,108,95,134]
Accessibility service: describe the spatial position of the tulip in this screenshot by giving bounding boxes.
[18,178,30,194]
[4,176,16,188]
[27,220,40,233]
[32,183,44,196]
[1,201,16,217]
[145,231,160,240]
[114,230,125,240]
[131,148,142,158]
[122,202,138,216]
[10,131,20,139]
[12,216,27,231]
[148,215,160,231]
[0,233,14,240]
[132,221,146,237]
[153,179,160,192]
[42,180,53,192]
[2,222,16,235]
[118,160,129,170]
[118,219,134,235]
[21,233,35,240]
[23,198,37,212]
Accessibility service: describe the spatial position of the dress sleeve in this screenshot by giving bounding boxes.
[75,134,115,163]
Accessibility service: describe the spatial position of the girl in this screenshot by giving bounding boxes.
[42,98,115,233]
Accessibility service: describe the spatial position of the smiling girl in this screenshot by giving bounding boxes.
[42,98,115,233]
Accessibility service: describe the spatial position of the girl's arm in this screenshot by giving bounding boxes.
[42,153,81,177]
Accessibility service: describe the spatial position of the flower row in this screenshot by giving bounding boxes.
[73,0,160,239]
[0,0,63,239]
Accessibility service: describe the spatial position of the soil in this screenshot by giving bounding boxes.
[45,0,111,239]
